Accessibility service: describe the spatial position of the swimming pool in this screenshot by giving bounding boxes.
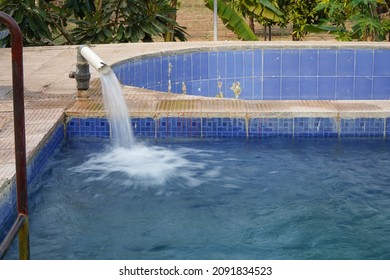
[2,43,390,260]
[5,136,390,260]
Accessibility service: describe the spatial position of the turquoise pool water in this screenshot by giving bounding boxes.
[6,137,390,260]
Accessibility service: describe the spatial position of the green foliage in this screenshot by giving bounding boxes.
[223,0,283,30]
[0,0,53,45]
[204,0,258,40]
[278,0,319,40]
[351,12,382,40]
[0,0,187,46]
[70,0,188,44]
[222,0,390,41]
[314,0,388,41]
[70,2,113,44]
[66,0,96,19]
[382,18,390,38]
[241,0,283,23]
[2,0,389,45]
[220,0,319,40]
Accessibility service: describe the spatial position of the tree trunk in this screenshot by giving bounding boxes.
[264,24,271,41]
[96,0,103,16]
[249,16,255,33]
[292,25,299,41]
[369,2,379,41]
[268,25,271,41]
[164,0,178,42]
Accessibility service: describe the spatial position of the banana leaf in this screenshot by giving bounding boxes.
[306,23,339,34]
[242,0,283,23]
[204,0,258,41]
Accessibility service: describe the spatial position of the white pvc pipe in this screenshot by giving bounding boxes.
[79,45,106,71]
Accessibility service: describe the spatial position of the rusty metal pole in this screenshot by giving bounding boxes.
[0,11,30,260]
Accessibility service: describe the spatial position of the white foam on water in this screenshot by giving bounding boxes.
[72,143,220,192]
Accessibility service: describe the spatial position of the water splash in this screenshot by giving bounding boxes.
[72,143,220,194]
[80,65,221,193]
[99,66,135,148]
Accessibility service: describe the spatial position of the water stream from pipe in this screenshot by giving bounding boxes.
[87,64,217,192]
[99,66,135,148]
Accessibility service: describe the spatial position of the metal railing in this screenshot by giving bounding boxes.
[0,12,30,260]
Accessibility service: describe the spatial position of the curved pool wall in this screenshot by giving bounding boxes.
[112,47,390,100]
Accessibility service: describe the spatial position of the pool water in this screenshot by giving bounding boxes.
[6,137,390,259]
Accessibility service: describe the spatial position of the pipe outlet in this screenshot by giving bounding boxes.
[78,45,107,71]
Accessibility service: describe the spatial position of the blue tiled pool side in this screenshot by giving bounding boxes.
[113,49,390,100]
[66,117,389,139]
[0,124,64,241]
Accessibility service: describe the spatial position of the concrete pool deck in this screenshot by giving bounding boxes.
[1,41,390,192]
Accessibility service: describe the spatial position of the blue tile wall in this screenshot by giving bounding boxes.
[263,77,280,100]
[282,50,300,76]
[253,50,262,77]
[67,117,266,139]
[319,50,336,76]
[0,184,16,241]
[131,118,155,138]
[202,118,246,137]
[112,48,390,100]
[318,77,336,100]
[263,50,282,77]
[27,124,65,185]
[156,117,203,138]
[386,118,390,137]
[294,118,338,137]
[243,77,254,100]
[191,52,201,81]
[336,77,354,100]
[1,124,65,242]
[282,77,299,100]
[355,50,373,76]
[248,118,339,138]
[337,50,355,76]
[65,117,390,140]
[234,51,244,78]
[300,50,318,76]
[341,118,385,137]
[66,118,110,138]
[217,51,226,78]
[374,50,390,76]
[243,50,254,77]
[208,52,218,80]
[249,118,294,137]
[300,77,318,100]
[373,77,390,99]
[354,77,373,99]
[226,51,235,78]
